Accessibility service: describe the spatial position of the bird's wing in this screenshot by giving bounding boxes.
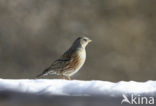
[48,51,80,72]
[49,58,72,70]
[46,51,74,71]
[38,49,80,77]
[36,57,72,78]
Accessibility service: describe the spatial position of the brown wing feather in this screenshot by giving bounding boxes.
[38,49,81,77]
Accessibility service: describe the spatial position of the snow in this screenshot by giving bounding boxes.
[0,79,156,96]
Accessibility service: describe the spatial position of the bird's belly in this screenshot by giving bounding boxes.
[63,58,85,76]
[68,63,84,76]
[65,58,86,76]
[63,50,86,76]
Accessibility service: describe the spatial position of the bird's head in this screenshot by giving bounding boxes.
[73,37,92,49]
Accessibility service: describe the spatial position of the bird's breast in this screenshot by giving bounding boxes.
[77,49,86,65]
[72,49,86,69]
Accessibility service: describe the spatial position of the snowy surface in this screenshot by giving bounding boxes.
[0,79,156,96]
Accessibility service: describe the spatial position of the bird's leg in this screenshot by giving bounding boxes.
[68,76,71,80]
[61,75,65,80]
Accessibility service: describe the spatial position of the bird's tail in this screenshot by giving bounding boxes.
[35,68,50,78]
[35,73,44,78]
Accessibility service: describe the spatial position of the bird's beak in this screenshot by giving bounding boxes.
[88,39,92,43]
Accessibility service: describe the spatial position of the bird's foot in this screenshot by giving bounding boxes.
[68,76,71,80]
[61,75,65,80]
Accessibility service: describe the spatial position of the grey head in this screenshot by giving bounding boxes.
[71,37,92,49]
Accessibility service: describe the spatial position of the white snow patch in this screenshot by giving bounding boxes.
[0,79,156,96]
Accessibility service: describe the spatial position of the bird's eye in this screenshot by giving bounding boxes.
[83,39,87,42]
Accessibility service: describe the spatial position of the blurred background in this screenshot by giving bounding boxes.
[0,0,156,81]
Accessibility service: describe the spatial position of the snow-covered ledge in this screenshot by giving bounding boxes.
[0,79,156,97]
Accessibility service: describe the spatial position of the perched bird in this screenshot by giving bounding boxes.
[36,37,91,80]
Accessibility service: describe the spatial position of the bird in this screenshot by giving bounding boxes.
[36,37,92,80]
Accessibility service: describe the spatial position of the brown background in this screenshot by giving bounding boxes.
[0,0,156,81]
